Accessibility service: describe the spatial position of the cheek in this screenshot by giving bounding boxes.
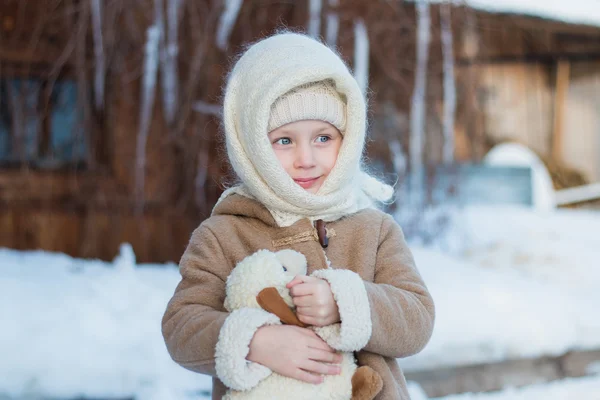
[272,148,294,173]
[322,144,341,173]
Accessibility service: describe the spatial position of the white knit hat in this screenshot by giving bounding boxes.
[267,80,347,133]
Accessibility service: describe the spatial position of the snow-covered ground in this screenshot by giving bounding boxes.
[0,245,212,400]
[402,205,600,370]
[2,205,599,399]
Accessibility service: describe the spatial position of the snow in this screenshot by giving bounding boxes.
[0,244,212,399]
[353,18,369,95]
[2,205,600,399]
[463,0,600,28]
[409,0,431,206]
[325,0,339,47]
[427,0,600,28]
[135,24,161,212]
[440,3,456,163]
[216,0,242,50]
[401,205,600,371]
[555,183,600,205]
[192,101,221,116]
[90,0,105,111]
[160,0,182,125]
[308,0,322,38]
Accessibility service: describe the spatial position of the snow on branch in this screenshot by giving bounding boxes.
[161,0,182,125]
[192,101,222,116]
[555,183,600,205]
[409,0,431,204]
[135,24,161,213]
[90,0,105,111]
[353,18,369,95]
[325,0,339,47]
[308,0,322,38]
[390,139,407,183]
[440,2,456,164]
[216,0,242,50]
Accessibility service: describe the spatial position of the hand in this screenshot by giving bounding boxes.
[247,325,342,384]
[286,275,341,327]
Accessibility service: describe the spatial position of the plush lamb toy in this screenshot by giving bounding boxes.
[215,249,383,400]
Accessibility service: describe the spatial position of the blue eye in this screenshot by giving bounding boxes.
[282,266,288,272]
[275,138,291,145]
[316,135,330,143]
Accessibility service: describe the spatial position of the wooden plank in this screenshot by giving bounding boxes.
[458,52,600,65]
[552,60,571,161]
[0,212,15,248]
[0,208,195,263]
[33,212,82,256]
[405,356,561,397]
[555,183,600,205]
[0,171,125,207]
[560,61,600,182]
[404,348,600,398]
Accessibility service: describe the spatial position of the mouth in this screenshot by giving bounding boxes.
[293,176,321,189]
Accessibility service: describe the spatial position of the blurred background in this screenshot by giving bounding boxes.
[1,0,599,399]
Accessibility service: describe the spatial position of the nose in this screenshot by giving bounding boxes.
[294,143,316,169]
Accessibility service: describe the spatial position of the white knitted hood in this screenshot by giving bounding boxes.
[220,32,393,226]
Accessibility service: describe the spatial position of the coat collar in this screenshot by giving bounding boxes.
[212,193,279,227]
[212,194,336,249]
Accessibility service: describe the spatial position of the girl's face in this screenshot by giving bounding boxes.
[268,120,343,194]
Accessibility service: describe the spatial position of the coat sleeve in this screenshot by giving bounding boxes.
[161,224,279,390]
[361,213,435,358]
[161,224,230,376]
[311,268,373,352]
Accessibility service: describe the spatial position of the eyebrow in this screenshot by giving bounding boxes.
[269,126,337,136]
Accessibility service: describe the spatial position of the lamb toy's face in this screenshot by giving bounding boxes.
[224,249,307,312]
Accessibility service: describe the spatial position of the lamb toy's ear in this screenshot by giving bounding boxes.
[275,249,308,276]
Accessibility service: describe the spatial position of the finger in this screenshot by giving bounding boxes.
[293,369,323,385]
[297,305,330,319]
[301,360,341,376]
[287,275,320,289]
[306,335,335,352]
[293,295,314,307]
[296,305,317,316]
[308,348,344,364]
[289,283,315,297]
[298,313,323,326]
[286,276,305,289]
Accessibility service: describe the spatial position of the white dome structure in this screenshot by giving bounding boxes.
[484,143,556,212]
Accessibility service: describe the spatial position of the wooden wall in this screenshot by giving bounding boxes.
[0,1,223,263]
[456,11,600,182]
[471,63,554,156]
[563,61,600,182]
[0,57,206,263]
[1,1,599,263]
[462,60,600,184]
[0,0,317,263]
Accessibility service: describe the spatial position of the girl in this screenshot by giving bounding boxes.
[162,32,435,400]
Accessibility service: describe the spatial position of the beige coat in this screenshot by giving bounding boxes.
[162,194,435,399]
